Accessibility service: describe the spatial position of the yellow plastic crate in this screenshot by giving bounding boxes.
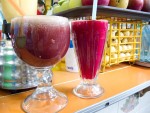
[96,17,143,72]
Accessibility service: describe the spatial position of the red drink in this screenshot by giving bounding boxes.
[11,16,70,113]
[11,16,70,67]
[72,20,108,79]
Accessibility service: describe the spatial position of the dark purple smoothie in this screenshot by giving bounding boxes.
[11,16,70,67]
[72,20,108,79]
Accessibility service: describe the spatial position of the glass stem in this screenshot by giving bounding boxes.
[23,66,68,112]
[36,67,53,88]
[82,78,97,85]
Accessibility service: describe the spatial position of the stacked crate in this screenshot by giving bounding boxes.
[98,17,143,72]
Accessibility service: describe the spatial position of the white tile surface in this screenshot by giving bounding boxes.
[93,91,150,113]
[137,92,150,113]
[137,104,150,113]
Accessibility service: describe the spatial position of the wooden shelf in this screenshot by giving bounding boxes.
[54,6,150,21]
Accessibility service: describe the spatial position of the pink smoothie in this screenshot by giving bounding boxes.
[72,20,108,79]
[11,16,70,67]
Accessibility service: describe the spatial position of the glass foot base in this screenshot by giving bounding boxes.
[22,87,68,113]
[73,84,104,98]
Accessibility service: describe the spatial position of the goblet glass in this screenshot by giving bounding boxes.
[71,20,108,98]
[11,16,70,113]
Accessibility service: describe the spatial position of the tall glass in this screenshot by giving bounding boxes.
[11,16,70,113]
[71,20,108,98]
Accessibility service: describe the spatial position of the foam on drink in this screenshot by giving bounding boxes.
[11,16,70,67]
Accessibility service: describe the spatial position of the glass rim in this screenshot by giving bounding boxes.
[71,19,108,23]
[11,15,68,22]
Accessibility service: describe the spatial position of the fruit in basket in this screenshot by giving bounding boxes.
[126,53,131,60]
[119,53,126,61]
[108,39,118,45]
[123,31,130,36]
[109,0,129,9]
[115,31,124,37]
[61,0,69,12]
[119,45,123,51]
[112,39,118,44]
[108,31,116,38]
[53,4,61,14]
[112,31,117,38]
[128,0,144,10]
[58,0,66,5]
[111,53,118,63]
[130,31,134,36]
[127,44,133,50]
[128,38,134,42]
[104,55,110,64]
[111,46,117,53]
[82,0,110,6]
[69,0,82,9]
[115,31,124,40]
[142,0,150,12]
[98,0,110,5]
[121,38,128,43]
[122,45,128,51]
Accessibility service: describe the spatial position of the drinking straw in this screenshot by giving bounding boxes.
[8,0,25,16]
[92,0,98,20]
